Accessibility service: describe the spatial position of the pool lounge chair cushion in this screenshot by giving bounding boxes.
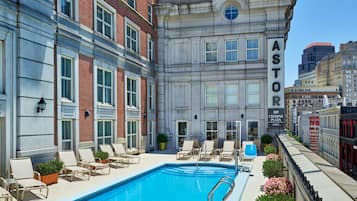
[243,144,257,160]
[176,140,194,159]
[9,158,49,200]
[112,143,141,164]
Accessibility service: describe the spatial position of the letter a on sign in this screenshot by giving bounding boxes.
[272,40,280,51]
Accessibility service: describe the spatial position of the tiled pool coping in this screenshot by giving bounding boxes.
[69,162,250,201]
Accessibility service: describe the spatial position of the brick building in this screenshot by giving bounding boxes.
[339,107,357,180]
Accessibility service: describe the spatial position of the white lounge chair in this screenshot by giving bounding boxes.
[219,141,236,161]
[198,140,214,160]
[0,177,13,201]
[78,149,111,175]
[99,144,129,167]
[58,151,91,181]
[9,157,48,200]
[176,140,194,160]
[112,143,141,164]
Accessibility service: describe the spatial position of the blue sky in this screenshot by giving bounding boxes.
[285,0,357,86]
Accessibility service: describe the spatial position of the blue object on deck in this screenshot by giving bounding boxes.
[244,144,257,159]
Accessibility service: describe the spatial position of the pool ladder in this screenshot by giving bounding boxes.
[207,176,235,201]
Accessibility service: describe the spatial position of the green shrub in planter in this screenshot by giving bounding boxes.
[35,160,63,176]
[264,145,277,155]
[157,133,168,143]
[261,134,273,144]
[263,160,283,178]
[95,151,109,160]
[256,194,295,201]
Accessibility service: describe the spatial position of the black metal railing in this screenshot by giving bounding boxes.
[277,136,323,201]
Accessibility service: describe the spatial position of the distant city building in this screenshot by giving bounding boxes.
[298,42,335,76]
[298,112,319,152]
[318,106,341,168]
[299,70,317,87]
[316,41,357,104]
[339,107,357,180]
[284,86,340,133]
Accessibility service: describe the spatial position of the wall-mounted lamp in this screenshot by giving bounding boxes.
[37,97,46,113]
[194,115,198,120]
[240,113,244,119]
[84,110,90,118]
[143,112,146,119]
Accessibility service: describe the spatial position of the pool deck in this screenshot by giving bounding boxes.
[18,154,266,201]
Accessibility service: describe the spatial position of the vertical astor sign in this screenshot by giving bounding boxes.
[267,38,285,128]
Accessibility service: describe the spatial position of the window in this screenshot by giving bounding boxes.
[148,4,153,24]
[96,4,113,39]
[126,25,139,53]
[61,57,73,100]
[247,83,260,105]
[149,121,154,146]
[97,121,112,147]
[97,68,112,105]
[225,6,238,20]
[225,84,238,105]
[226,40,238,62]
[62,120,73,150]
[206,121,218,140]
[247,39,258,61]
[149,84,154,110]
[226,121,237,141]
[205,42,217,62]
[206,85,217,106]
[127,0,135,9]
[148,37,154,61]
[61,0,74,18]
[127,78,137,107]
[127,121,138,149]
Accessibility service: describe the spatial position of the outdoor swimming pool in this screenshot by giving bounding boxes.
[76,164,238,201]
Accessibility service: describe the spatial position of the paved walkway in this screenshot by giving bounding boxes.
[15,154,266,201]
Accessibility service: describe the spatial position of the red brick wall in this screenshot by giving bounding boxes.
[79,54,94,142]
[79,0,93,29]
[141,78,147,136]
[105,0,157,60]
[117,69,125,138]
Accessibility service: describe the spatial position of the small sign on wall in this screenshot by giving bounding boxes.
[267,38,285,128]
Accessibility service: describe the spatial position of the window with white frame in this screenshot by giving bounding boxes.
[97,68,113,105]
[97,121,113,147]
[247,39,258,61]
[225,84,238,105]
[226,121,237,141]
[206,121,218,140]
[0,41,4,94]
[61,0,74,18]
[62,120,73,150]
[148,37,154,61]
[226,40,238,62]
[205,85,217,106]
[127,121,138,149]
[61,57,73,101]
[127,0,135,9]
[247,83,260,105]
[205,42,217,62]
[149,121,154,146]
[127,78,138,107]
[149,83,154,110]
[96,4,113,39]
[126,25,139,53]
[148,4,153,24]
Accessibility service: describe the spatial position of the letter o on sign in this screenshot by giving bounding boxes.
[272,82,280,92]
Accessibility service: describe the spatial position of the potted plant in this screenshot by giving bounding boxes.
[35,160,63,185]
[261,134,273,148]
[157,133,168,150]
[264,145,277,155]
[95,151,109,164]
[262,160,283,178]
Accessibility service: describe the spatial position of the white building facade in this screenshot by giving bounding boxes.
[156,0,295,149]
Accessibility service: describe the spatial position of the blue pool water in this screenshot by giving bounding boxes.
[77,164,237,201]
